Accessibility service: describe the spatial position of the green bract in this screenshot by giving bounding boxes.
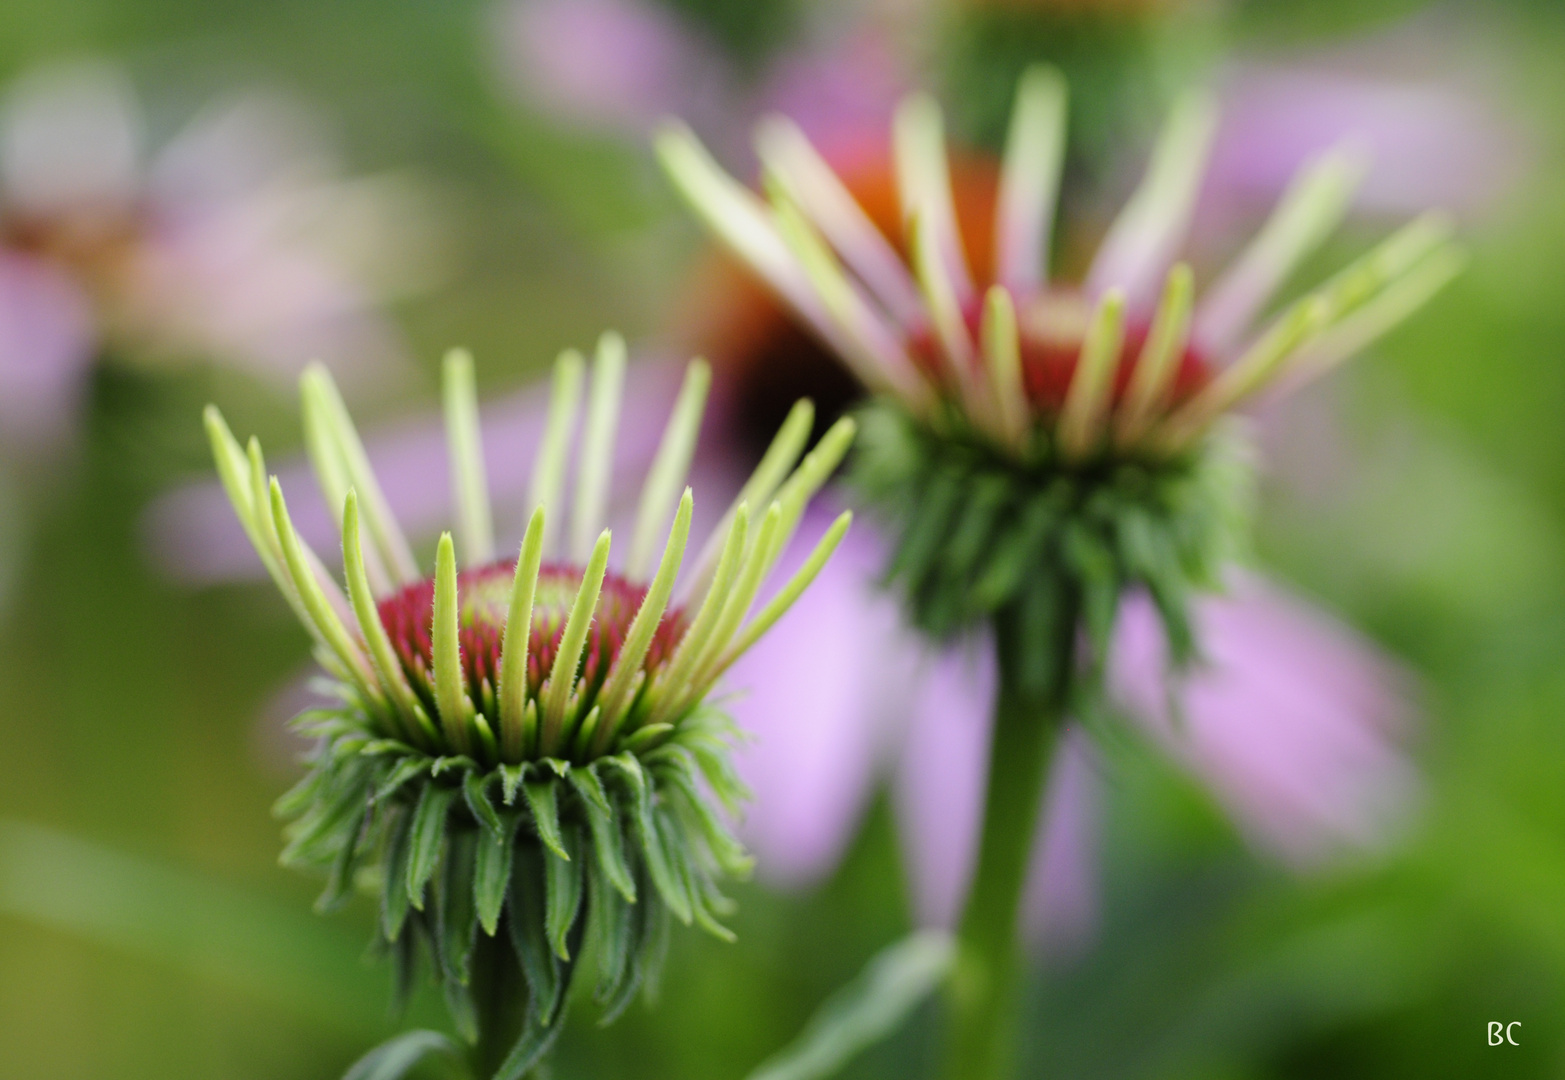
[205,335,853,1078]
[851,401,1251,697]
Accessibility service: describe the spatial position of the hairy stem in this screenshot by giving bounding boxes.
[943,598,1077,1080]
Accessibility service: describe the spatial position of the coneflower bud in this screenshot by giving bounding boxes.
[659,66,1460,694]
[205,333,852,1075]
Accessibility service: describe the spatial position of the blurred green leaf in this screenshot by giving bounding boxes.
[342,1030,463,1080]
[743,930,954,1080]
[0,818,398,1035]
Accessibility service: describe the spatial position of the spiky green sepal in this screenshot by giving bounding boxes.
[277,701,751,1066]
[850,400,1252,697]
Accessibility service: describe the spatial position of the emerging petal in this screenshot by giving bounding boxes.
[146,355,687,583]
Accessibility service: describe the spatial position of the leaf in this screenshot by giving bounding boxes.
[544,826,584,961]
[586,857,633,1003]
[658,806,730,942]
[464,770,506,843]
[438,828,479,987]
[973,488,1062,611]
[1015,570,1067,699]
[316,805,368,914]
[522,778,569,861]
[656,753,752,877]
[360,739,419,758]
[570,768,636,902]
[442,967,478,1046]
[280,759,371,867]
[273,766,325,819]
[636,868,672,1005]
[743,931,955,1080]
[620,723,675,755]
[375,758,431,804]
[430,755,478,777]
[676,720,751,813]
[508,845,561,1024]
[491,1001,570,1080]
[341,1029,461,1080]
[947,472,1010,575]
[407,784,459,912]
[1062,521,1119,660]
[474,811,521,937]
[888,463,962,593]
[602,754,691,924]
[389,919,419,1017]
[380,804,416,941]
[499,763,527,805]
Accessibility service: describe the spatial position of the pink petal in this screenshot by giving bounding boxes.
[148,94,333,212]
[758,31,906,171]
[1206,64,1521,220]
[492,0,728,136]
[892,641,1100,953]
[1109,576,1418,865]
[0,252,95,448]
[727,503,912,886]
[127,206,405,387]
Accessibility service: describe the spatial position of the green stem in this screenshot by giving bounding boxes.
[943,600,1077,1080]
[470,929,529,1079]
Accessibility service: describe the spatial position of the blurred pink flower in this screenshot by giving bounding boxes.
[490,0,908,167]
[493,0,729,136]
[1112,577,1417,863]
[1206,63,1520,222]
[0,251,94,446]
[0,60,441,449]
[734,502,1413,952]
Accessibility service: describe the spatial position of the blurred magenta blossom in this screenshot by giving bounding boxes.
[733,500,1414,952]
[0,60,444,449]
[149,353,1417,952]
[1206,62,1521,224]
[491,0,910,167]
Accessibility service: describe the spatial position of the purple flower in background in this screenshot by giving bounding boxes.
[493,0,730,136]
[490,0,908,167]
[1205,11,1524,225]
[0,60,443,450]
[731,499,1413,952]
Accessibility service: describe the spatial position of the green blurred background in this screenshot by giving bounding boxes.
[3,0,1565,1076]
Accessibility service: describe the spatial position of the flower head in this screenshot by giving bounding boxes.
[659,66,1461,683]
[203,336,852,1059]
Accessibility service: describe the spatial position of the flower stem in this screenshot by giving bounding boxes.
[943,599,1077,1080]
[471,930,529,1079]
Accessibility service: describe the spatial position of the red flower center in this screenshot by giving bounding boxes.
[908,289,1213,415]
[375,561,687,716]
